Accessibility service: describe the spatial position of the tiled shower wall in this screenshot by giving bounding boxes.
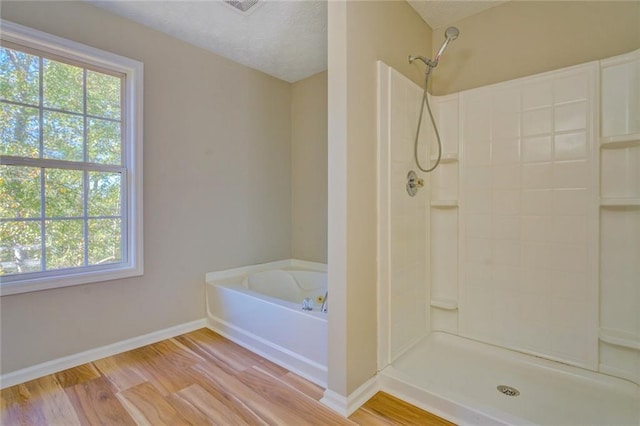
[457,64,599,370]
[378,63,429,366]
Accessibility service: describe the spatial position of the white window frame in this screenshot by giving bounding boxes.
[0,20,143,295]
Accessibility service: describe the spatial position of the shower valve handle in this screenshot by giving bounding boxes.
[409,176,424,188]
[406,170,424,196]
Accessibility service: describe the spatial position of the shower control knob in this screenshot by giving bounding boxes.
[406,170,424,197]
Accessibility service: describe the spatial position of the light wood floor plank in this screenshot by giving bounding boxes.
[125,347,196,396]
[3,375,82,426]
[180,365,268,425]
[190,361,305,425]
[176,329,288,378]
[349,406,398,426]
[64,376,136,426]
[54,363,101,388]
[116,382,188,426]
[279,371,325,401]
[1,328,455,426]
[150,338,205,367]
[92,354,148,393]
[165,391,216,426]
[236,366,356,426]
[1,383,49,426]
[352,391,455,426]
[176,383,266,426]
[174,329,253,374]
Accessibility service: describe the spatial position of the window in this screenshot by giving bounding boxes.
[0,20,143,295]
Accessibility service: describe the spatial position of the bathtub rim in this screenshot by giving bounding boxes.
[206,258,327,283]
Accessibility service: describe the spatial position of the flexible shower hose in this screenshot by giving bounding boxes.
[414,69,442,173]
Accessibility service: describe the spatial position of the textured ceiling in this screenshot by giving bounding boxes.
[88,1,506,83]
[89,0,327,83]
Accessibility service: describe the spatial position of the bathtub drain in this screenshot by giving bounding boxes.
[497,385,520,397]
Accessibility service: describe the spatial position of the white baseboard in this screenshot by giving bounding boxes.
[320,389,350,416]
[0,318,207,389]
[206,316,327,388]
[320,375,380,417]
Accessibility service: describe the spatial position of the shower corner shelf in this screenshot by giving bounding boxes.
[430,153,459,163]
[599,328,640,351]
[430,199,458,208]
[600,133,640,148]
[600,198,640,207]
[430,298,458,310]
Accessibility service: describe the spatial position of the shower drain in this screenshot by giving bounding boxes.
[497,385,520,397]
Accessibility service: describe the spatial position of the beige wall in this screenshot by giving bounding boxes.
[431,1,640,95]
[1,1,292,373]
[327,0,431,396]
[291,71,328,264]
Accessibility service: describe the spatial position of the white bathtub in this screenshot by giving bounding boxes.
[205,259,327,386]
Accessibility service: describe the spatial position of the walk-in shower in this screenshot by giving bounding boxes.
[377,46,640,424]
[409,26,459,173]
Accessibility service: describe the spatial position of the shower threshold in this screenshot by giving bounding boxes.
[379,332,639,425]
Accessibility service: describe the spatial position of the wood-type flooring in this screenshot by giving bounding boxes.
[1,328,454,425]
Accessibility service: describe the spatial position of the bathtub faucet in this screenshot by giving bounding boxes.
[302,298,313,311]
[321,292,328,313]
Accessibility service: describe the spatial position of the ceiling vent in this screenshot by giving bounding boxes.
[223,0,261,14]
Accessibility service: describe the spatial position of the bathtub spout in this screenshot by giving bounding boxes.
[321,292,328,313]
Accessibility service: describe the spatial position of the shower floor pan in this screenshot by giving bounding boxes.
[379,332,639,425]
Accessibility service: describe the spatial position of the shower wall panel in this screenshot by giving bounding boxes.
[429,95,460,334]
[598,50,640,384]
[377,62,429,366]
[458,63,599,370]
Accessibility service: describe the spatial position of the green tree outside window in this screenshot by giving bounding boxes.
[1,45,124,276]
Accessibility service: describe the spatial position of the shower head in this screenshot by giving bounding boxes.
[433,26,460,65]
[444,26,460,41]
[409,26,460,70]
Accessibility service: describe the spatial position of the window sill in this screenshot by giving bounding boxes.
[0,264,143,296]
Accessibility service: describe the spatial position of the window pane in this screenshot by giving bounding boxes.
[88,218,121,265]
[0,47,39,105]
[87,71,121,120]
[43,59,83,113]
[0,102,39,157]
[88,172,121,217]
[87,118,120,165]
[0,220,42,275]
[45,169,83,218]
[45,219,84,270]
[43,110,84,161]
[0,166,41,219]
